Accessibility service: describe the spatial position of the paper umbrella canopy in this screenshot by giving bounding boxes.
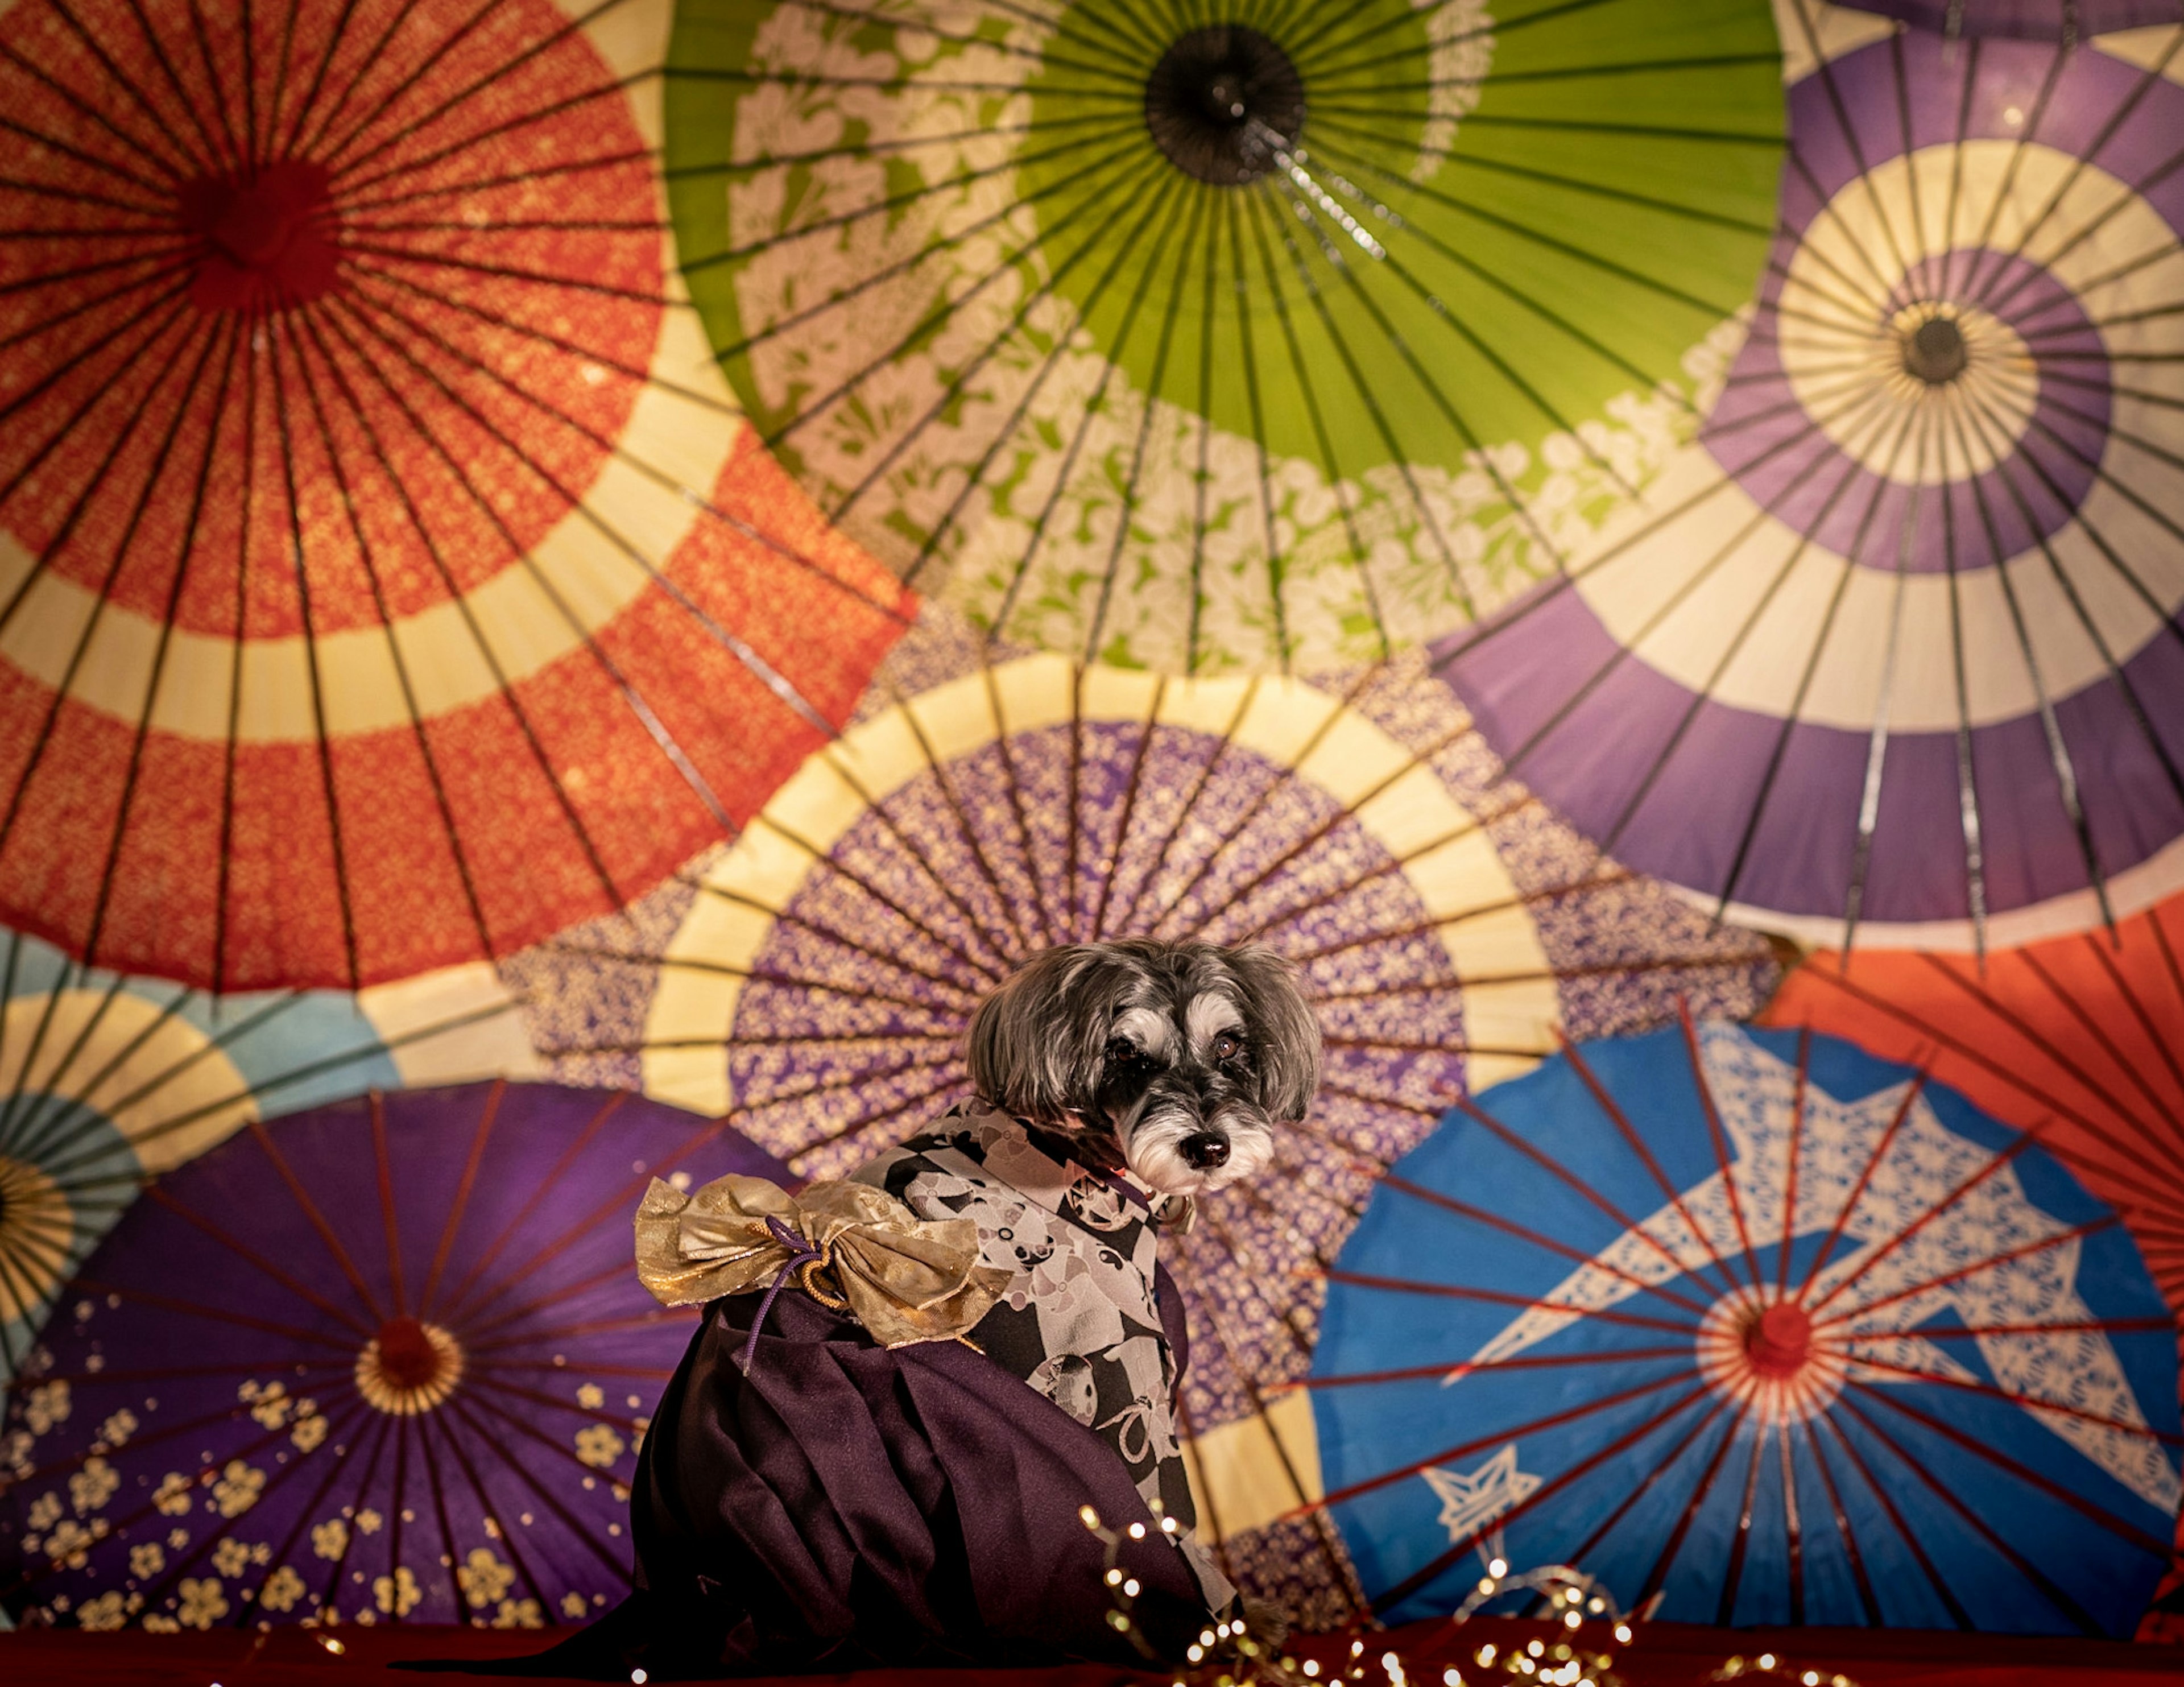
[664,0,1785,672]
[0,0,915,992]
[0,928,531,1382]
[1843,2,2184,38]
[504,634,1781,1623]
[1764,894,2184,1310]
[1311,1020,2182,1636]
[0,1080,785,1632]
[1437,21,2184,952]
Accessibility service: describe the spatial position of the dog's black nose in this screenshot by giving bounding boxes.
[1180,1132,1230,1169]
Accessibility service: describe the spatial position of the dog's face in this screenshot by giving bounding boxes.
[966,940,1322,1197]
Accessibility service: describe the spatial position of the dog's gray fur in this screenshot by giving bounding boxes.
[965,938,1321,1197]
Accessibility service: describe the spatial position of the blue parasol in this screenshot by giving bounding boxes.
[1310,1020,2181,1635]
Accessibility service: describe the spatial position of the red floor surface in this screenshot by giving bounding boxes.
[0,1618,2178,1686]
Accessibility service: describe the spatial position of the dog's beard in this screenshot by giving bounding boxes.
[1115,1101,1276,1196]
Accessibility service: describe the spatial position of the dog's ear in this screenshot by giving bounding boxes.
[1224,946,1321,1122]
[967,945,1123,1122]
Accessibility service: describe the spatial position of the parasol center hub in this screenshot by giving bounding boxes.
[1901,313,1970,385]
[1697,1286,1842,1424]
[0,1155,72,1325]
[1144,26,1305,185]
[1742,1301,1813,1378]
[357,1315,464,1415]
[177,159,342,313]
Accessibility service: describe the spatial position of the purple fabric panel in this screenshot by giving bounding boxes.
[1779,45,1885,200]
[1963,708,2091,912]
[1853,729,1978,923]
[1575,689,1817,903]
[1436,586,1700,849]
[1857,3,2184,41]
[1698,718,1870,920]
[78,1085,775,1364]
[2060,631,2184,882]
[2026,36,2184,208]
[2104,68,2184,233]
[1786,33,2184,209]
[1436,588,2184,924]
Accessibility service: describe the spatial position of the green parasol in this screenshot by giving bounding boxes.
[664,0,1785,672]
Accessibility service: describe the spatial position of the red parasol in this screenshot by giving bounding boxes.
[1762,903,2184,1311]
[0,0,914,993]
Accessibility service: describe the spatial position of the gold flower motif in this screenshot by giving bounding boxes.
[43,1519,98,1569]
[373,1566,421,1617]
[177,1577,229,1630]
[456,1547,515,1610]
[23,1380,70,1434]
[241,1380,293,1429]
[152,1473,194,1517]
[259,1566,306,1614]
[76,1591,132,1631]
[69,1457,118,1516]
[210,1537,253,1577]
[212,1460,264,1519]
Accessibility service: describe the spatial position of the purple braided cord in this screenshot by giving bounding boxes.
[737,1215,825,1375]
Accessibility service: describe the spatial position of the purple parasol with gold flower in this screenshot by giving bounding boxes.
[0,1080,784,1634]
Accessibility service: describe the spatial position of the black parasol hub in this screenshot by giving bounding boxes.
[1143,26,1306,185]
[1901,312,1971,384]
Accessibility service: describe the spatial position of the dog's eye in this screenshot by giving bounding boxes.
[1211,1031,1244,1063]
[1105,1038,1149,1071]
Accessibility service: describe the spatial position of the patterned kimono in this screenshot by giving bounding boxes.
[852,1099,1235,1614]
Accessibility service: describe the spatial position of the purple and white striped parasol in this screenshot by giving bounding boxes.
[1437,20,2184,954]
[1846,2,2183,40]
